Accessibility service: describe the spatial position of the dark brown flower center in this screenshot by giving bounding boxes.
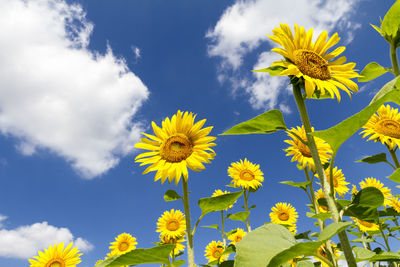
[359,220,374,228]
[375,119,400,139]
[294,49,331,80]
[118,241,130,251]
[161,135,193,162]
[278,212,289,221]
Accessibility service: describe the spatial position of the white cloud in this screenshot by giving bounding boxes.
[131,45,141,61]
[0,220,93,259]
[0,0,149,178]
[0,215,7,228]
[207,0,359,110]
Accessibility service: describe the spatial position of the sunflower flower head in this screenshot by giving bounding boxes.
[212,189,235,209]
[227,228,247,245]
[157,209,186,239]
[268,23,359,101]
[270,202,298,234]
[390,197,400,213]
[284,126,332,171]
[316,167,349,197]
[135,110,216,185]
[352,217,379,233]
[29,242,82,267]
[316,242,339,267]
[204,240,228,263]
[315,189,328,213]
[359,177,392,207]
[227,158,264,190]
[160,235,185,256]
[361,104,400,150]
[109,233,137,256]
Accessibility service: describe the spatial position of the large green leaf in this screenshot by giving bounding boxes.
[381,0,400,45]
[280,180,310,190]
[296,261,314,267]
[198,191,243,216]
[353,247,400,262]
[343,205,378,221]
[253,65,286,76]
[227,211,250,223]
[355,153,389,165]
[95,245,175,267]
[221,109,287,135]
[352,187,384,208]
[387,168,400,183]
[311,81,400,153]
[370,76,400,104]
[358,62,388,82]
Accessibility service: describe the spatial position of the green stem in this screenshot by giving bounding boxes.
[221,211,226,248]
[243,189,252,232]
[314,253,335,267]
[387,145,400,169]
[182,179,195,267]
[391,40,400,77]
[379,224,391,252]
[292,83,357,267]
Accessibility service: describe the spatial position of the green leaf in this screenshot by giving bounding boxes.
[379,207,400,217]
[221,109,287,135]
[252,65,286,76]
[294,231,311,240]
[198,191,243,216]
[234,224,295,267]
[201,224,220,230]
[353,246,376,261]
[356,153,389,165]
[381,0,400,44]
[336,199,352,210]
[310,81,400,153]
[358,62,388,82]
[306,212,332,221]
[370,76,400,104]
[387,168,400,183]
[317,221,352,242]
[219,260,235,267]
[280,180,310,190]
[352,187,384,208]
[227,211,250,223]
[169,260,186,267]
[164,190,182,201]
[95,245,175,267]
[296,261,314,267]
[343,205,378,221]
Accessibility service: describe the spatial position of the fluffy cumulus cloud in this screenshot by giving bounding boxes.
[207,0,359,110]
[0,219,93,259]
[0,0,149,178]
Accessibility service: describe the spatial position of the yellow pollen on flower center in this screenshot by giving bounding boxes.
[118,241,130,251]
[166,219,180,231]
[359,220,374,228]
[46,259,65,267]
[294,49,331,80]
[235,236,242,242]
[161,135,193,163]
[375,119,400,139]
[239,170,255,181]
[278,212,289,221]
[212,248,223,259]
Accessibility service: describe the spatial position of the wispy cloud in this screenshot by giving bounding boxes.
[0,0,149,178]
[206,0,360,110]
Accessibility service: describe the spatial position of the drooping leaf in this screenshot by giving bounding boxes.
[169,260,186,267]
[95,245,175,267]
[352,187,384,208]
[280,180,310,190]
[343,205,378,221]
[359,62,388,82]
[252,65,286,76]
[317,221,352,242]
[381,0,400,45]
[294,231,312,240]
[379,207,400,217]
[355,153,389,165]
[198,191,243,216]
[311,82,400,153]
[387,168,400,183]
[221,109,287,135]
[201,224,220,230]
[370,76,400,104]
[164,190,182,202]
[227,211,250,223]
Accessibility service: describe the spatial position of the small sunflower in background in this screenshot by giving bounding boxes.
[227,228,246,245]
[361,104,400,150]
[204,240,228,263]
[352,217,380,232]
[316,242,340,267]
[359,177,392,207]
[316,167,349,197]
[212,189,235,209]
[29,243,82,267]
[227,158,264,190]
[351,185,359,196]
[270,202,298,234]
[268,23,359,101]
[284,126,332,171]
[109,233,137,256]
[157,209,186,239]
[390,197,400,213]
[160,235,185,256]
[315,189,328,213]
[135,110,216,185]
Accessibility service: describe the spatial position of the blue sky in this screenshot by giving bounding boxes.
[0,0,397,266]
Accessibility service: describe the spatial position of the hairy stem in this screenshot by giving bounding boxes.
[243,189,252,232]
[182,179,195,267]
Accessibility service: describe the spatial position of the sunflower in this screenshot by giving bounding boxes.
[284,126,332,171]
[390,197,400,213]
[109,233,137,256]
[316,167,349,197]
[359,177,392,207]
[227,158,264,190]
[315,189,328,213]
[29,243,82,267]
[268,23,359,101]
[351,185,358,196]
[227,228,246,245]
[316,242,339,267]
[270,202,298,226]
[361,104,400,150]
[157,209,186,239]
[352,217,379,232]
[204,240,228,263]
[212,189,235,209]
[160,235,185,256]
[135,110,216,185]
